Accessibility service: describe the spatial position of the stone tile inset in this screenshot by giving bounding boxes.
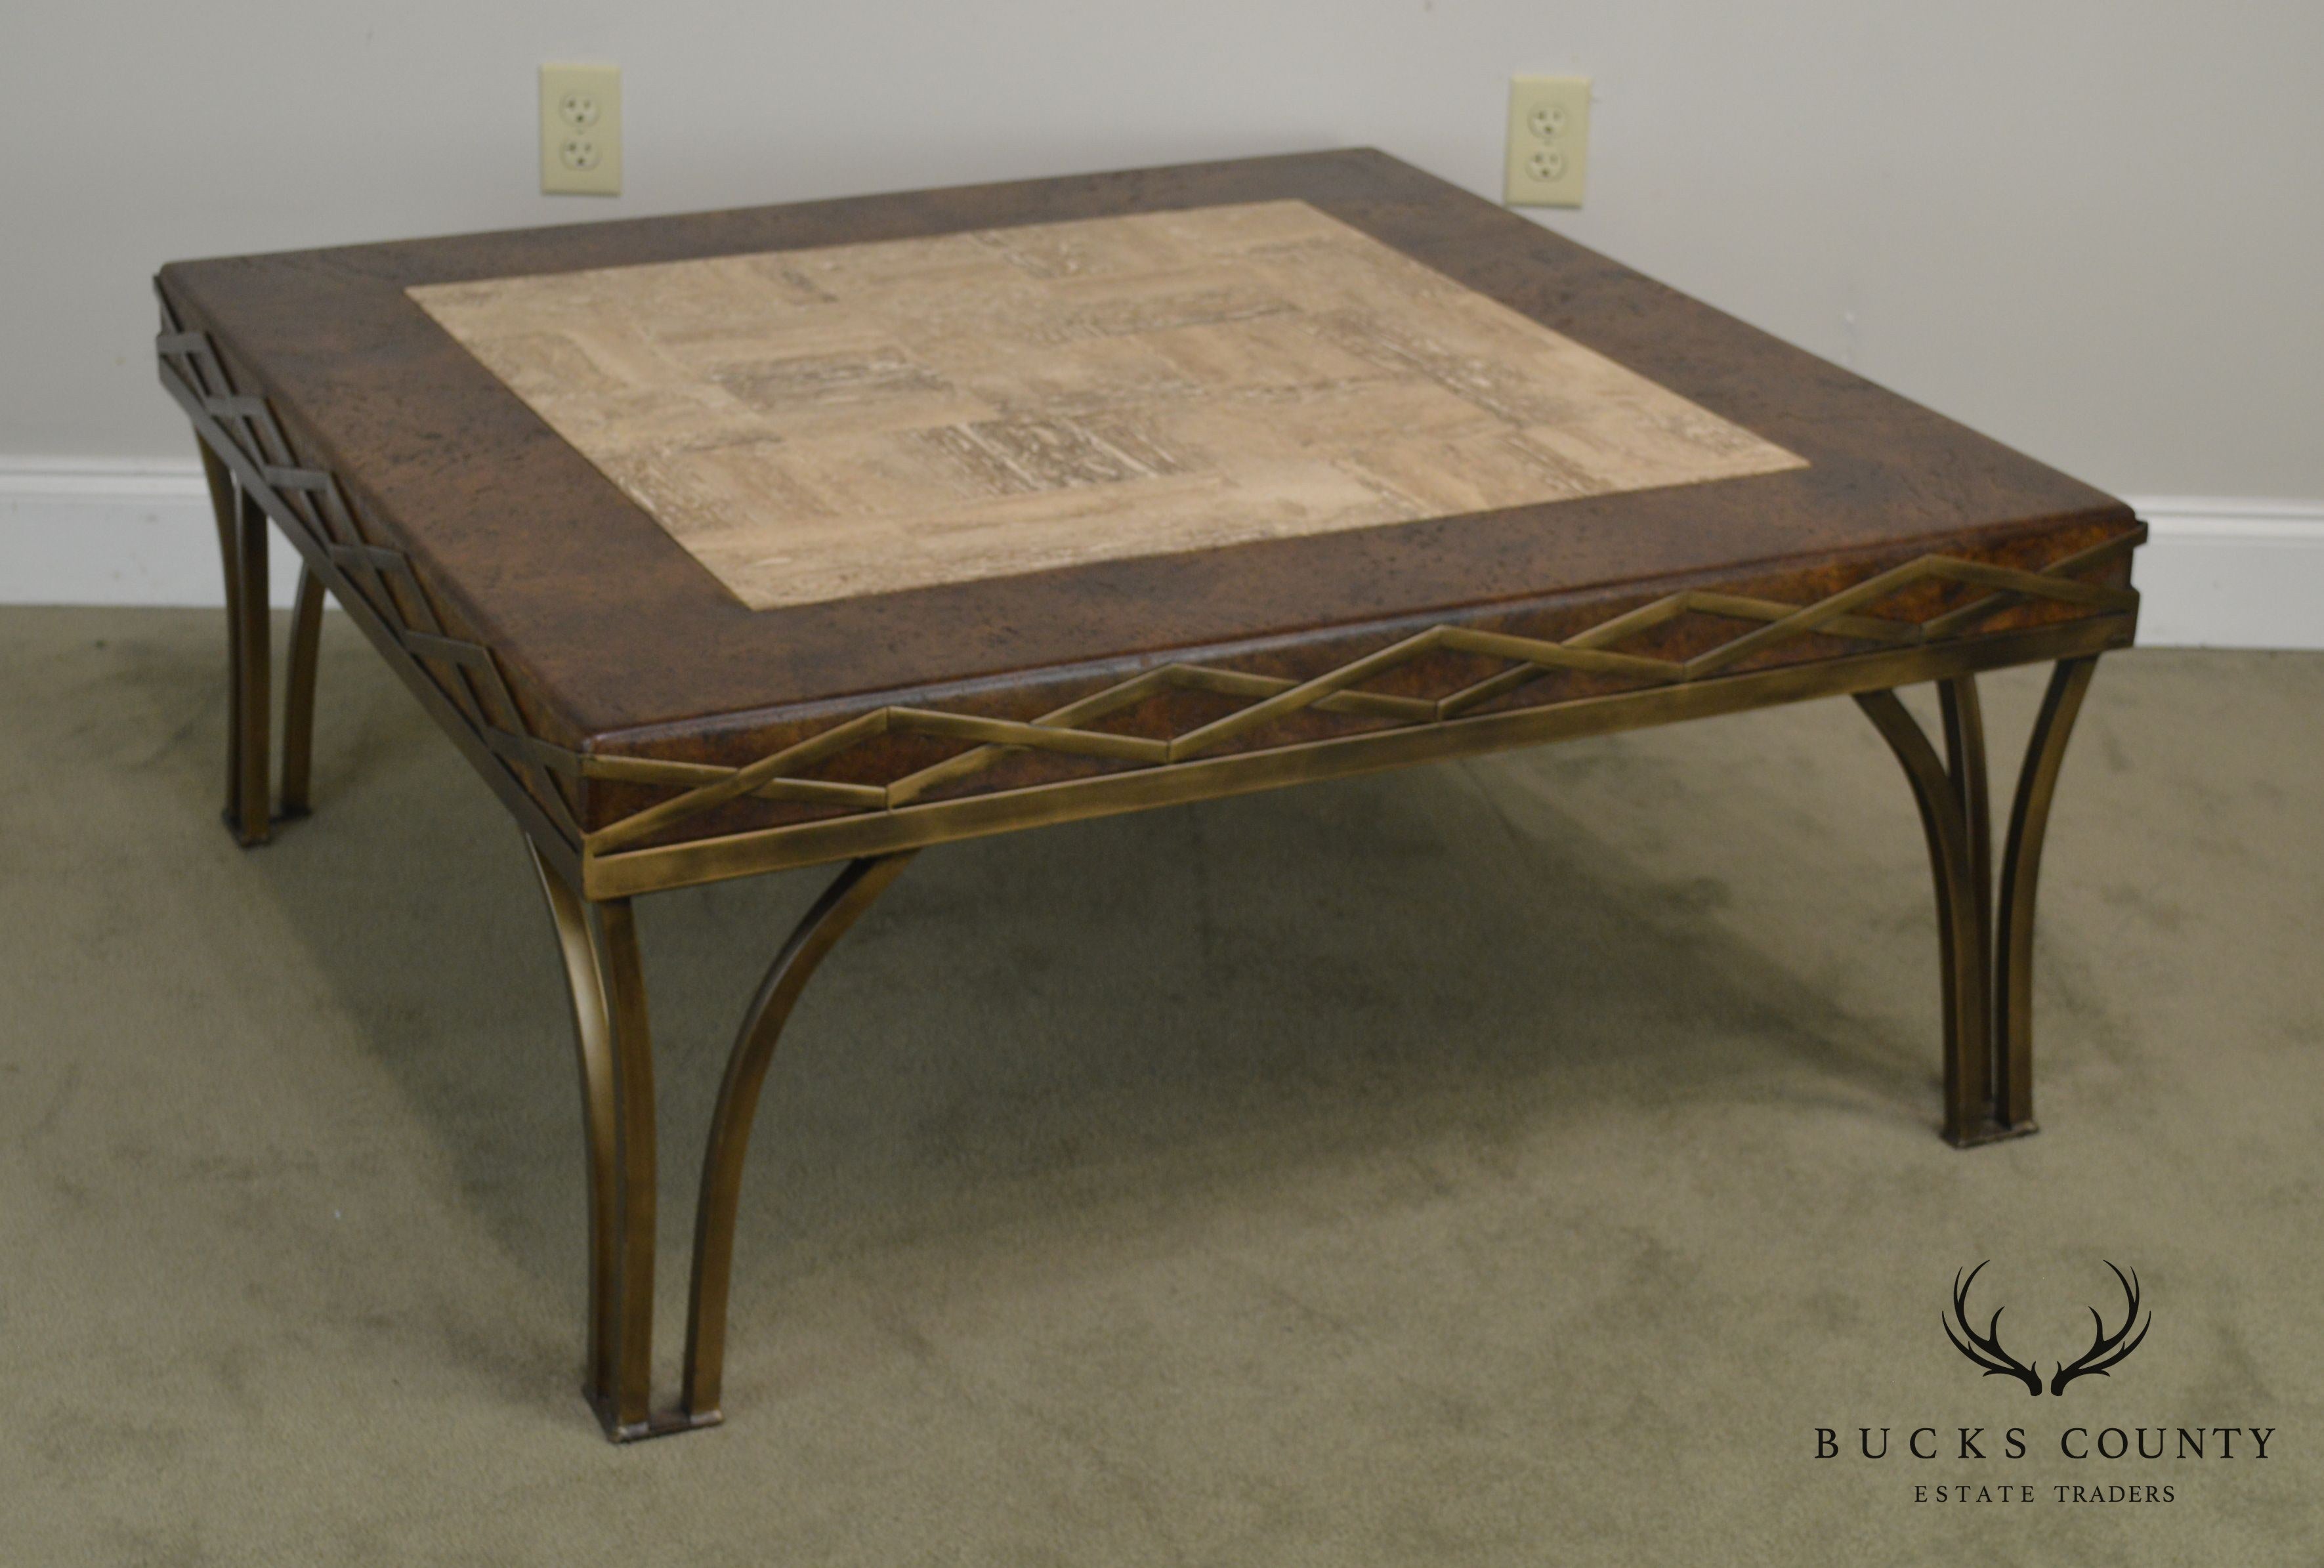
[410,201,1807,610]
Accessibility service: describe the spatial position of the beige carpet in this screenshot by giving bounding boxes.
[1,606,2317,1565]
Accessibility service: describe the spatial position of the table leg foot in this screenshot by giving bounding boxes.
[586,1388,725,1445]
[1945,1117,2040,1149]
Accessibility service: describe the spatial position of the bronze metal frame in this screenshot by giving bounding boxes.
[570,540,2138,897]
[527,840,914,1439]
[583,612,2131,899]
[1853,659,2097,1144]
[164,309,2133,1439]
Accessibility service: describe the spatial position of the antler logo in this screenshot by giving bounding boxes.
[1943,1262,2043,1395]
[1943,1261,2151,1397]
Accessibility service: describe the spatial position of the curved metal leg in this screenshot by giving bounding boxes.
[529,840,911,1439]
[1994,657,2098,1128]
[681,851,916,1421]
[528,843,688,1441]
[280,565,326,817]
[1857,660,2100,1145]
[1856,687,1991,1144]
[201,441,271,845]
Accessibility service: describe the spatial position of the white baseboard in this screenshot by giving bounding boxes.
[3,457,2320,648]
[2119,497,2324,650]
[0,457,308,609]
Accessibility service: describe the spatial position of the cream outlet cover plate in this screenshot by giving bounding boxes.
[1506,75,1590,208]
[541,63,622,196]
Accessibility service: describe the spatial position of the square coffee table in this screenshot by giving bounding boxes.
[156,150,2142,1439]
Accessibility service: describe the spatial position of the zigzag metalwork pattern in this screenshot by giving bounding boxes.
[155,307,587,844]
[581,533,2140,854]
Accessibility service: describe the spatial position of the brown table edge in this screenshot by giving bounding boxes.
[581,610,2137,899]
[580,500,2140,750]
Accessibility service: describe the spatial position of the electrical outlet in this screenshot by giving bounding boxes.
[541,63,621,196]
[1506,75,1589,207]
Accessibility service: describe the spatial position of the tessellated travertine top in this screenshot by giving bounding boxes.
[411,200,1805,609]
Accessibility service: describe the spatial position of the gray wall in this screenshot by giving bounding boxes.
[5,1,2319,498]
